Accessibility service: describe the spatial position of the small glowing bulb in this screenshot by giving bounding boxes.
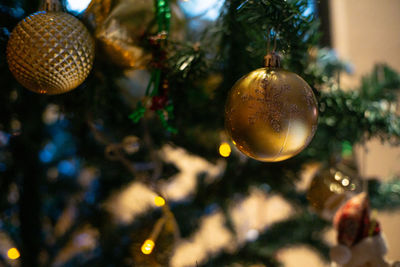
[154,196,166,207]
[219,142,231,157]
[7,248,20,260]
[342,178,350,186]
[141,239,155,255]
[334,172,342,181]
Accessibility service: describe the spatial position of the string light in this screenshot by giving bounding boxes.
[140,216,167,255]
[219,142,231,157]
[154,196,166,207]
[141,239,155,255]
[334,171,342,181]
[342,178,350,186]
[7,248,20,260]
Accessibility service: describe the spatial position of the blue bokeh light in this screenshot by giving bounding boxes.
[39,143,56,163]
[303,0,316,17]
[58,160,77,176]
[66,0,91,13]
[180,0,224,20]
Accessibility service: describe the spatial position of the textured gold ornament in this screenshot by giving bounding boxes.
[225,52,318,162]
[307,165,361,220]
[6,11,94,95]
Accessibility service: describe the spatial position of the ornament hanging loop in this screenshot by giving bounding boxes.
[41,0,62,12]
[265,28,280,68]
[264,51,281,68]
[272,32,278,52]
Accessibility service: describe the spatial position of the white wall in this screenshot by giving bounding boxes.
[330,0,400,261]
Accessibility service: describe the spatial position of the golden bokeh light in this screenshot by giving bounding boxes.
[154,196,166,207]
[141,239,155,255]
[7,248,20,260]
[341,178,350,186]
[219,142,231,158]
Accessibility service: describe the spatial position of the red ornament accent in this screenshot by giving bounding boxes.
[334,193,380,247]
[150,95,168,111]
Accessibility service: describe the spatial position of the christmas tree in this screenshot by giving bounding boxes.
[0,0,399,266]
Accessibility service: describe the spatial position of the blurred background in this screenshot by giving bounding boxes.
[0,0,399,266]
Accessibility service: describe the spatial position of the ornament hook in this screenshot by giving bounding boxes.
[41,0,62,12]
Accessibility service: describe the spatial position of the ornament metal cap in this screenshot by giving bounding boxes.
[264,52,281,68]
[41,0,62,11]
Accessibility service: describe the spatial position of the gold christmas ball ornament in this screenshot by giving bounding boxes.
[88,0,186,69]
[307,165,361,220]
[225,52,318,162]
[7,11,95,95]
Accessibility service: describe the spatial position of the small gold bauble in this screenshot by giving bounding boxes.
[6,11,95,95]
[225,55,318,162]
[307,166,361,220]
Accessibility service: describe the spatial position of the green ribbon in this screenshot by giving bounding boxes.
[130,0,176,133]
[155,0,171,33]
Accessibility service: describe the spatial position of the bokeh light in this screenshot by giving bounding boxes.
[141,239,155,255]
[219,142,231,158]
[180,0,224,20]
[154,196,166,207]
[7,248,20,260]
[342,178,350,186]
[66,0,91,13]
[58,160,77,176]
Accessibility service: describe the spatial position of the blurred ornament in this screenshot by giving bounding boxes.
[334,193,379,247]
[307,163,361,220]
[96,18,151,68]
[83,0,113,29]
[85,0,185,69]
[330,193,400,267]
[7,1,94,95]
[225,52,318,162]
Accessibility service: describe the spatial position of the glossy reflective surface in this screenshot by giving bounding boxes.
[7,11,94,95]
[225,68,318,162]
